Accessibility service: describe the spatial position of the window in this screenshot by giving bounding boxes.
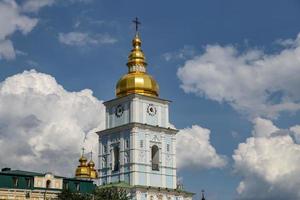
[63,182,69,190]
[25,192,30,199]
[112,146,120,171]
[103,145,107,154]
[125,140,129,149]
[151,145,159,171]
[75,182,80,191]
[124,152,129,163]
[12,177,18,187]
[102,157,107,168]
[140,140,143,148]
[167,144,170,152]
[46,180,51,189]
[25,178,31,188]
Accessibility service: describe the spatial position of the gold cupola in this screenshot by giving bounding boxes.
[75,149,90,179]
[116,33,159,97]
[87,152,98,179]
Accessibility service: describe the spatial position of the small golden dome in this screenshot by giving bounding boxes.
[88,159,95,167]
[127,35,147,67]
[88,160,98,179]
[116,34,159,97]
[75,155,90,178]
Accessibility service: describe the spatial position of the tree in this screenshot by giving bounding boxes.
[58,187,130,200]
[58,189,92,200]
[94,186,130,200]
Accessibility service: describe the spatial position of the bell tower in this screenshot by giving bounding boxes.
[97,19,193,200]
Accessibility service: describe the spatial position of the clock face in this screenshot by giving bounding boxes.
[115,104,124,117]
[147,104,157,116]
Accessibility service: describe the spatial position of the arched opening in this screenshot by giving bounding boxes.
[112,146,120,171]
[46,180,51,189]
[151,145,159,171]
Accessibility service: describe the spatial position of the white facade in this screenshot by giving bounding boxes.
[97,94,193,200]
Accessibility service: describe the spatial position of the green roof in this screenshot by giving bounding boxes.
[0,169,95,193]
[0,170,44,177]
[98,182,132,189]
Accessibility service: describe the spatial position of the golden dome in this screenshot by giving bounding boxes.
[88,160,98,179]
[116,34,159,97]
[75,155,90,178]
[75,156,90,178]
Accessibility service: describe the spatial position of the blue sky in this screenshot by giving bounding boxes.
[1,0,300,200]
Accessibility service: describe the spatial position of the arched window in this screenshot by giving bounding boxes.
[46,180,51,189]
[112,145,120,171]
[151,145,159,171]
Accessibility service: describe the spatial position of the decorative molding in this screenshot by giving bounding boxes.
[97,123,178,136]
[151,134,160,142]
[104,93,171,107]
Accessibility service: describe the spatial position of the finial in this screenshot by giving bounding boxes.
[90,151,93,160]
[132,17,141,34]
[75,147,89,179]
[201,190,206,200]
[81,147,85,156]
[126,19,147,69]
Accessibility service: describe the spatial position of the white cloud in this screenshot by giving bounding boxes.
[21,0,93,13]
[0,70,105,176]
[251,117,279,138]
[58,32,117,46]
[0,40,15,60]
[290,125,300,143]
[177,33,300,119]
[0,0,38,60]
[176,125,227,170]
[21,0,55,13]
[0,71,226,176]
[163,45,196,61]
[233,118,300,199]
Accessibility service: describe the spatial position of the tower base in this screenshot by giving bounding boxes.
[98,183,194,200]
[131,186,194,200]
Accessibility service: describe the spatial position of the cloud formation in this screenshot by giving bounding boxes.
[0,0,38,60]
[59,32,117,46]
[163,45,196,61]
[177,33,300,119]
[0,70,105,176]
[177,125,227,170]
[0,70,224,177]
[21,0,55,13]
[233,118,300,200]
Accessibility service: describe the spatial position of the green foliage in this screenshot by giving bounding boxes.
[58,187,130,200]
[94,186,130,200]
[58,189,92,200]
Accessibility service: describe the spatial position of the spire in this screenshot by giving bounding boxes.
[126,32,147,72]
[201,190,206,200]
[115,18,159,98]
[88,151,98,179]
[75,148,90,179]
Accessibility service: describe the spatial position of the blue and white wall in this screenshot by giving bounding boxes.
[99,95,177,189]
[105,95,170,129]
